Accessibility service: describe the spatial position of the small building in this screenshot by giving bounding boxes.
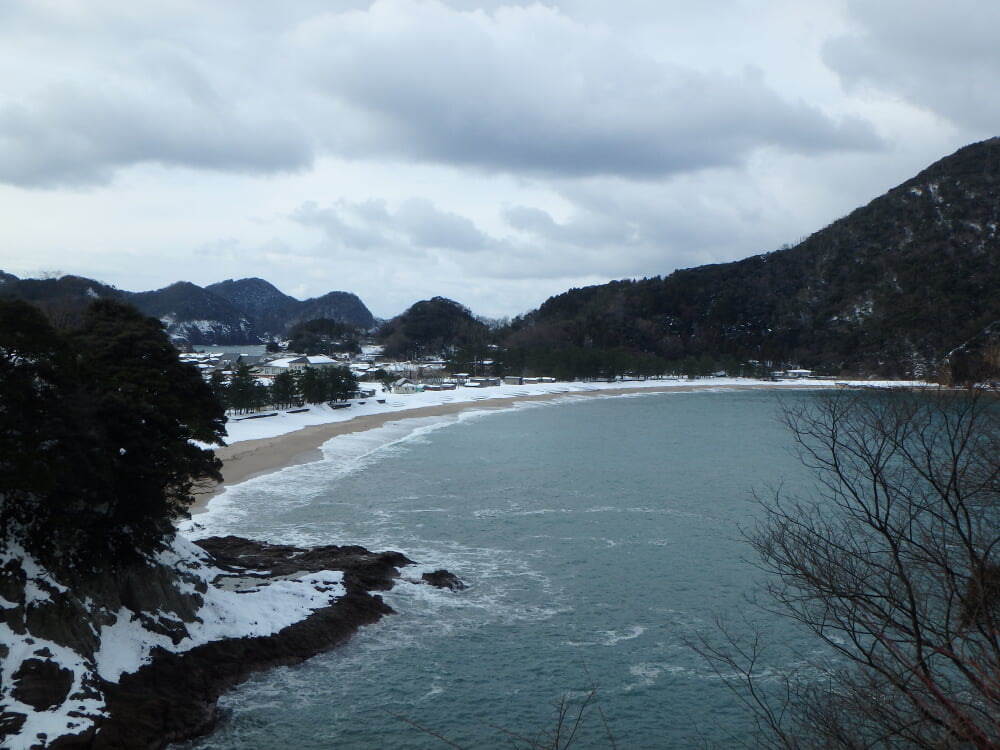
[392,377,423,394]
[467,377,501,387]
[773,368,814,379]
[258,355,342,376]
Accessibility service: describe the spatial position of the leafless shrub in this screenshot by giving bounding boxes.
[704,386,1000,749]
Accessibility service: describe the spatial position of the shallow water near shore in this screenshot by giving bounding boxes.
[178,389,825,749]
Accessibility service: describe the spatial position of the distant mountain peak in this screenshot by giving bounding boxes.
[1,274,375,346]
[206,277,375,336]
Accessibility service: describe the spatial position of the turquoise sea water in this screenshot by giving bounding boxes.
[178,389,824,749]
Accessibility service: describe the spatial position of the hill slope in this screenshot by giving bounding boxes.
[130,281,256,346]
[378,297,488,359]
[503,138,1000,379]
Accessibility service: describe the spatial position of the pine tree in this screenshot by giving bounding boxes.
[0,299,226,566]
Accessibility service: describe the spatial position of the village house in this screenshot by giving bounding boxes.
[257,354,343,376]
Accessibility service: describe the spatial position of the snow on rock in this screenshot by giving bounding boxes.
[0,534,349,749]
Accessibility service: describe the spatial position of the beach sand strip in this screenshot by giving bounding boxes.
[192,383,823,512]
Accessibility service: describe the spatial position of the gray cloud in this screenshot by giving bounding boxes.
[292,200,391,251]
[0,0,887,190]
[0,1,981,320]
[0,30,312,188]
[503,203,636,248]
[293,197,495,254]
[823,0,1000,133]
[292,0,880,179]
[394,199,493,251]
[0,91,312,188]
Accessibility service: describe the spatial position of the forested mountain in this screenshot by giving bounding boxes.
[287,290,375,333]
[205,278,375,335]
[0,275,374,346]
[205,277,299,331]
[0,274,127,328]
[131,282,256,346]
[499,138,1000,379]
[378,296,488,359]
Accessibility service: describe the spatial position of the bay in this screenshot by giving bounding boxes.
[178,389,824,749]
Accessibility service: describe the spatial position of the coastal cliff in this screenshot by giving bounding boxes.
[0,536,418,750]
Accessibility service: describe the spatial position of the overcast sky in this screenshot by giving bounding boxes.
[0,1,995,319]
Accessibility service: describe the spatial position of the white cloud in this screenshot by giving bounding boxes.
[293,197,495,254]
[0,1,988,318]
[290,0,879,178]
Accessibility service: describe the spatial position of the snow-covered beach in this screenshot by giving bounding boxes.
[201,376,873,508]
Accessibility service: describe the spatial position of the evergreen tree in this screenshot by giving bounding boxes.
[0,299,226,566]
[270,370,298,409]
[297,366,325,403]
[208,369,229,410]
[0,301,73,539]
[322,365,358,401]
[227,363,259,414]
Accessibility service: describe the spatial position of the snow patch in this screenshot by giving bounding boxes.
[0,623,108,750]
[93,538,346,681]
[2,534,346,746]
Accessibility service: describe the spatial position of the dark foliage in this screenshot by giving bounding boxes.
[945,321,1000,386]
[287,318,362,355]
[0,299,226,567]
[378,297,488,359]
[296,365,358,404]
[217,362,359,413]
[0,274,126,329]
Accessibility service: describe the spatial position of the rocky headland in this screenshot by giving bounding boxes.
[1,535,460,750]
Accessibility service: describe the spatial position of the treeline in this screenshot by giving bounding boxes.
[209,364,359,414]
[286,318,362,356]
[0,298,225,567]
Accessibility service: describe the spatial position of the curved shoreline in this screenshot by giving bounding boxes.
[194,381,831,512]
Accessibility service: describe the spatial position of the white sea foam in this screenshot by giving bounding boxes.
[177,385,876,749]
[600,625,646,646]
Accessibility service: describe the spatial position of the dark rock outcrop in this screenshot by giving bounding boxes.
[2,536,463,750]
[11,658,74,711]
[421,569,467,591]
[86,537,415,750]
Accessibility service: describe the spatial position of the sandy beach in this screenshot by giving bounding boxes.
[192,380,844,512]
